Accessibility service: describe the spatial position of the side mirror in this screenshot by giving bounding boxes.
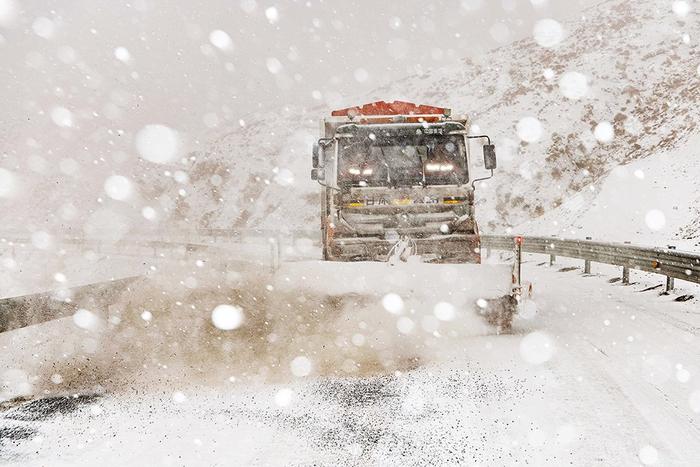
[312,142,320,169]
[483,144,497,170]
[311,168,325,181]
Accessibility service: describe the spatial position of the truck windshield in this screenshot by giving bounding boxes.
[338,135,467,187]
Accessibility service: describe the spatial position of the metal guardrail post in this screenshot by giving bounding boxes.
[270,237,281,272]
[584,237,592,274]
[622,241,631,284]
[666,276,675,293]
[665,245,677,292]
[514,236,523,289]
[549,235,556,265]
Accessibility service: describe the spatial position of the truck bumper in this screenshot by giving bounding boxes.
[326,234,481,264]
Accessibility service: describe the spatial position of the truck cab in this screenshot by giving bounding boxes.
[311,101,496,263]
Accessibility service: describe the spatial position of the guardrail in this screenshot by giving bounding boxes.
[0,235,287,273]
[2,231,697,334]
[481,235,700,293]
[0,276,142,333]
[0,228,319,247]
[3,230,698,292]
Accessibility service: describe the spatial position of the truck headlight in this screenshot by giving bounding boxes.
[426,163,453,172]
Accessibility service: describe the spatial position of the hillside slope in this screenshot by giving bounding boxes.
[517,130,700,249]
[179,0,699,240]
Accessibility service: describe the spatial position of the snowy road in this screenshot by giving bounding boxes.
[1,260,699,466]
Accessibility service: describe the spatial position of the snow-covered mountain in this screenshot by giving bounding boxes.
[518,129,700,249]
[179,0,700,241]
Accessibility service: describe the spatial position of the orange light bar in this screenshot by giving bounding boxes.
[332,101,451,118]
[354,115,443,124]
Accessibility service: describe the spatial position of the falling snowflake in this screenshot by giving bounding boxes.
[516,117,543,143]
[382,293,404,315]
[135,124,180,164]
[51,106,74,127]
[558,72,588,99]
[433,302,456,321]
[265,6,279,24]
[266,57,283,74]
[31,231,52,250]
[73,308,99,330]
[533,18,564,48]
[114,46,131,62]
[274,388,294,407]
[644,209,666,231]
[690,390,700,412]
[672,1,690,18]
[396,317,415,334]
[0,168,18,198]
[519,331,555,364]
[32,17,55,39]
[209,30,233,51]
[141,206,157,220]
[354,68,369,83]
[593,121,614,143]
[638,445,659,465]
[0,0,18,27]
[104,175,134,201]
[211,304,244,330]
[290,356,312,377]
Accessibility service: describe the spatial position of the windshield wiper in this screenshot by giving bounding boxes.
[377,147,392,185]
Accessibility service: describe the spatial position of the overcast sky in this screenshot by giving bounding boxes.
[1,0,597,144]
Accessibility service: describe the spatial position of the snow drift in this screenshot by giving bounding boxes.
[1,258,514,401]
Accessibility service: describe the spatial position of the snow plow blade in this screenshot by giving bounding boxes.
[324,234,481,264]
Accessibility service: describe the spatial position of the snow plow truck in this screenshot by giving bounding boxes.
[311,101,497,264]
